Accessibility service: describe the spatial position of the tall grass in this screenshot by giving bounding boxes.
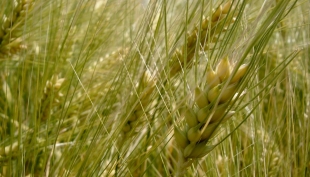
[0,0,309,176]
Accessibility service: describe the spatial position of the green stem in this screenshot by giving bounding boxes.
[176,149,186,177]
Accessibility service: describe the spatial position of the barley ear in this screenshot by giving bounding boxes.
[173,55,248,176]
[122,71,156,134]
[39,75,65,121]
[168,2,234,77]
[0,0,34,56]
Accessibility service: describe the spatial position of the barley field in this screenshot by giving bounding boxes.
[0,0,309,176]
